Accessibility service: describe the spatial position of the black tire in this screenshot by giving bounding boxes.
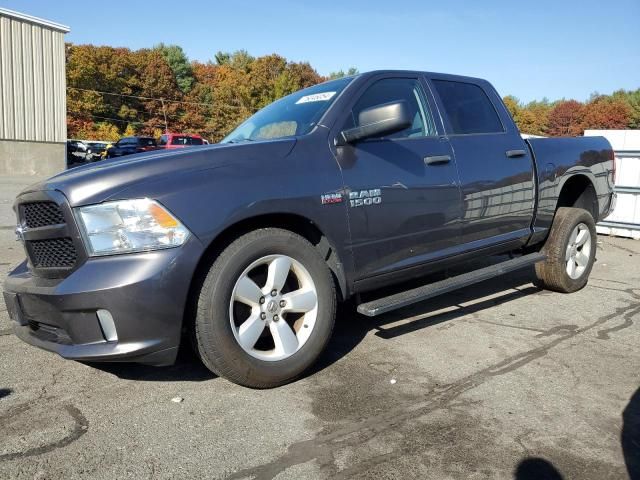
[534,207,597,293]
[194,228,336,388]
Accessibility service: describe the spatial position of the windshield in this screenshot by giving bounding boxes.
[221,77,353,143]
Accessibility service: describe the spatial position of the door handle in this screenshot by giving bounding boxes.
[506,149,527,158]
[424,155,451,165]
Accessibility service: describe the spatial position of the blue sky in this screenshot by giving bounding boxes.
[4,0,639,103]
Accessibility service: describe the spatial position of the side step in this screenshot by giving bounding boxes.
[356,252,547,317]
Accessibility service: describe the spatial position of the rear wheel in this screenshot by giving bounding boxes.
[194,228,336,388]
[534,207,597,293]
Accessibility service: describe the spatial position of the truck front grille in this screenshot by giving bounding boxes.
[23,201,65,228]
[16,193,83,276]
[27,238,78,268]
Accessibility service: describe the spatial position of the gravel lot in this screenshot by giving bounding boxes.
[0,175,638,480]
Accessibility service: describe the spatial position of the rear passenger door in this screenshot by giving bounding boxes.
[429,78,535,248]
[332,74,462,280]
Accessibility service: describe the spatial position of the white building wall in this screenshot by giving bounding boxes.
[585,129,640,240]
[0,9,68,143]
[0,8,69,175]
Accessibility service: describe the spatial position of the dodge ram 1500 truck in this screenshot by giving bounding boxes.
[3,71,615,388]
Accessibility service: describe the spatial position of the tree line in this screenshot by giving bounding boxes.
[503,91,639,137]
[66,43,639,142]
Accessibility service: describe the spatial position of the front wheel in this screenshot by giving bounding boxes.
[194,228,336,388]
[535,207,597,293]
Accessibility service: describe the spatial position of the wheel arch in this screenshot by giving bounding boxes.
[185,214,348,330]
[556,174,598,221]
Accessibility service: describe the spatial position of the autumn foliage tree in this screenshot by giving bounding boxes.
[66,42,637,142]
[546,100,585,136]
[612,89,640,129]
[66,44,325,142]
[580,96,633,130]
[506,93,635,137]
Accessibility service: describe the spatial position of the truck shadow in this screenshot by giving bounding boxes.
[623,387,640,480]
[85,346,216,382]
[513,457,564,479]
[91,263,541,384]
[311,265,543,377]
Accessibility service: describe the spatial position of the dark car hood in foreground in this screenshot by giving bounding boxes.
[21,139,296,206]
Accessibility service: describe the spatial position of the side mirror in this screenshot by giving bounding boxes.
[336,100,412,146]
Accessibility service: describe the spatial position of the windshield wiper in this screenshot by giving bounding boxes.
[225,138,255,144]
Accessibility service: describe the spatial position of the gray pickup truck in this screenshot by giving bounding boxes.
[3,70,615,388]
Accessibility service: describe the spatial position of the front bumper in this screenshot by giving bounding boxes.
[3,237,203,366]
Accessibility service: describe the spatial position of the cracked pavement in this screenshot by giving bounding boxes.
[0,176,639,479]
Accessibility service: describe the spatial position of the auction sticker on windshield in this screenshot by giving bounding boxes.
[296,92,336,104]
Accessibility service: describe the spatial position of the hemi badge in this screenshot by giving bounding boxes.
[321,193,343,205]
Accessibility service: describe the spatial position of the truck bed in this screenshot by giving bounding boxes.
[526,136,615,242]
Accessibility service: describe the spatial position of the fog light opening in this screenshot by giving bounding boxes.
[96,309,118,342]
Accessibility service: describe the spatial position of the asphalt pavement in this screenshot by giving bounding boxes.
[1,175,638,479]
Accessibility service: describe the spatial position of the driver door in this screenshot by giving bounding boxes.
[332,75,462,281]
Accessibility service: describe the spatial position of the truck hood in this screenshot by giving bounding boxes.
[21,139,296,206]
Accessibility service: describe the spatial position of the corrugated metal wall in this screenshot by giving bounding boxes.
[586,130,640,240]
[597,152,640,239]
[0,13,66,143]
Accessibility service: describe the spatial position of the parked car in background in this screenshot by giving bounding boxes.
[85,141,109,162]
[66,139,88,167]
[105,136,158,158]
[158,133,205,149]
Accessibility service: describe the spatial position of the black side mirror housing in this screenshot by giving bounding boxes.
[336,100,412,146]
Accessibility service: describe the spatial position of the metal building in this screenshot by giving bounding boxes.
[585,129,640,240]
[0,8,69,176]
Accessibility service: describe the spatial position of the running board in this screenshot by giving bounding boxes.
[356,252,547,317]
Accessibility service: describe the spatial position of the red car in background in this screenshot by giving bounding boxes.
[159,133,205,149]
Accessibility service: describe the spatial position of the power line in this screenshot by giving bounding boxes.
[68,106,186,124]
[66,111,222,136]
[67,86,251,110]
[67,111,145,125]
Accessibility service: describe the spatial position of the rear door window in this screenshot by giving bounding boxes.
[432,80,503,135]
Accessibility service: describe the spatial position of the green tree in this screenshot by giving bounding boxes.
[612,89,640,129]
[155,43,194,93]
[228,50,255,72]
[214,50,230,65]
[328,67,359,80]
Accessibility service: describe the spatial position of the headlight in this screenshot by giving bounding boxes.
[76,198,190,256]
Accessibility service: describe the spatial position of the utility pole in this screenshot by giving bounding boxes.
[160,99,168,133]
